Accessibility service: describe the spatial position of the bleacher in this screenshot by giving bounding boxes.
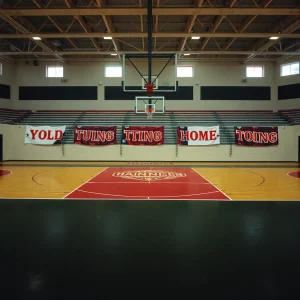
[78,111,130,145]
[216,111,290,144]
[18,110,83,144]
[279,109,300,124]
[170,111,222,143]
[0,108,31,124]
[7,109,291,145]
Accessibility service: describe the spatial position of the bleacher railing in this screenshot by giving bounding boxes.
[214,112,233,156]
[170,112,178,156]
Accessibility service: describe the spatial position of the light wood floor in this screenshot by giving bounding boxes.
[0,161,299,200]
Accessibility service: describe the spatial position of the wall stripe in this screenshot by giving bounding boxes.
[201,86,271,100]
[105,83,193,100]
[0,84,10,100]
[19,86,97,100]
[278,83,300,100]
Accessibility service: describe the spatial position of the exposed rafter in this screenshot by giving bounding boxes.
[223,0,273,51]
[246,17,300,62]
[1,33,299,39]
[64,0,98,49]
[0,1,298,62]
[178,0,204,52]
[32,0,77,49]
[200,0,237,51]
[139,0,144,51]
[0,12,63,62]
[1,51,299,56]
[1,8,300,16]
[96,0,121,56]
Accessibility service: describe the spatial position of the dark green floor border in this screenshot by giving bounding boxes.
[1,199,300,292]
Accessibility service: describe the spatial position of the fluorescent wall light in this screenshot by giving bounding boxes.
[32,37,41,40]
[104,36,112,39]
[269,36,279,40]
[191,36,200,39]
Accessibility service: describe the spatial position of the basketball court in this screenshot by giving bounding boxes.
[0,0,300,295]
[1,161,300,200]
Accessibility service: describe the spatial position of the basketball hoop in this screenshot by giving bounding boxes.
[145,83,154,96]
[145,105,155,119]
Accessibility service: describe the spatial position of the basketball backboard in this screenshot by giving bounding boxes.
[135,96,165,114]
[122,54,178,93]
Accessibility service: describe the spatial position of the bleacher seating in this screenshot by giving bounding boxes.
[9,109,291,145]
[216,111,290,144]
[169,111,222,143]
[18,110,84,144]
[0,108,31,124]
[279,109,300,124]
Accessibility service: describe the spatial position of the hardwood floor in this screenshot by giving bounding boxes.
[0,161,299,200]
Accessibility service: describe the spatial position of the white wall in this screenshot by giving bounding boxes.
[0,61,15,109]
[276,59,300,110]
[1,124,299,162]
[11,60,277,111]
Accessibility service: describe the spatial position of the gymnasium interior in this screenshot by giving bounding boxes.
[0,0,300,295]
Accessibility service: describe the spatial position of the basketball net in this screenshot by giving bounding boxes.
[146,106,155,119]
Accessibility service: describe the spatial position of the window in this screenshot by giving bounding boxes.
[280,62,299,76]
[105,66,122,77]
[177,66,193,77]
[246,65,264,77]
[0,63,2,75]
[46,65,63,77]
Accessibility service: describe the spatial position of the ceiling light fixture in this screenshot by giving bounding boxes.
[183,53,190,55]
[32,37,41,40]
[191,36,200,39]
[111,53,117,56]
[269,36,279,40]
[104,36,112,39]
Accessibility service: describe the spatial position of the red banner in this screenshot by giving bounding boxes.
[121,126,164,145]
[74,126,116,145]
[234,126,278,146]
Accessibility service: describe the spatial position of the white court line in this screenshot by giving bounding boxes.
[191,168,232,200]
[75,189,223,198]
[0,197,61,200]
[287,171,300,178]
[62,167,108,199]
[86,181,211,184]
[0,169,12,176]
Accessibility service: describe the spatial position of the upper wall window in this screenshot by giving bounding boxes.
[105,66,122,77]
[280,62,299,76]
[0,63,2,75]
[246,65,264,77]
[46,65,63,77]
[177,66,193,77]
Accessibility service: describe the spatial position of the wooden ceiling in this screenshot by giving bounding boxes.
[0,0,299,62]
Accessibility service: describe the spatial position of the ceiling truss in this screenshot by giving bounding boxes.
[0,0,299,62]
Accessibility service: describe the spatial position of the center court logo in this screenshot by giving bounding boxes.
[112,170,186,181]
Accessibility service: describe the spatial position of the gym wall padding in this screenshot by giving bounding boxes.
[105,84,193,100]
[278,83,300,100]
[201,86,271,101]
[0,84,11,100]
[19,86,98,100]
